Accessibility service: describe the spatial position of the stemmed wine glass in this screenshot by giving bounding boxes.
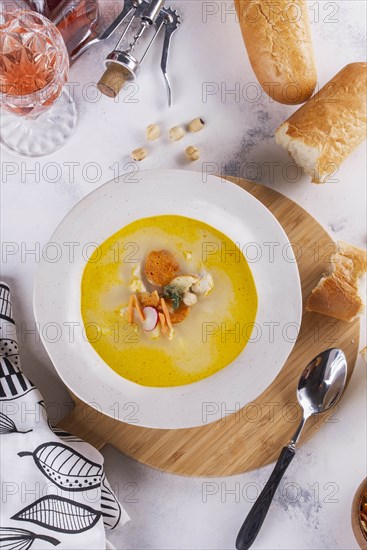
[0,9,77,156]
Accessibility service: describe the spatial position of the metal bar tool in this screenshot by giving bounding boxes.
[86,0,181,106]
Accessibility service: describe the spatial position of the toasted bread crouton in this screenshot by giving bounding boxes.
[170,274,199,293]
[138,290,160,308]
[145,250,179,286]
[165,299,190,324]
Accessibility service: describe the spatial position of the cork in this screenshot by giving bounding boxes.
[97,63,130,98]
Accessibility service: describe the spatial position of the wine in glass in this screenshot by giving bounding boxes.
[0,9,77,156]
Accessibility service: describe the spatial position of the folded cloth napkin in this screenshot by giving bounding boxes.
[0,282,129,549]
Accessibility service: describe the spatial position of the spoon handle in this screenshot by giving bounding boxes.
[236,445,295,550]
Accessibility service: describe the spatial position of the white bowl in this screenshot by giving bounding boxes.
[34,169,302,429]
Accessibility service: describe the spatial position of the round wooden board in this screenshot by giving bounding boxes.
[59,177,360,477]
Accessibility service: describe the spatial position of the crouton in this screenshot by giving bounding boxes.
[138,290,160,308]
[170,274,199,293]
[145,250,179,286]
[165,298,190,324]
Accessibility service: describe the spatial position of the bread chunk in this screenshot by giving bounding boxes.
[307,242,367,322]
[276,63,367,183]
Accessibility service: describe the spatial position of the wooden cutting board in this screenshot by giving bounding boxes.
[59,177,360,477]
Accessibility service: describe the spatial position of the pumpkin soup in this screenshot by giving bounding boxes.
[81,215,257,387]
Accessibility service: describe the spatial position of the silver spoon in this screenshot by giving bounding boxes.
[236,348,348,550]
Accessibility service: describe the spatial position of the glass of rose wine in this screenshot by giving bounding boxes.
[0,9,77,156]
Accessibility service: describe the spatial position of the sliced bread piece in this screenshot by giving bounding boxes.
[306,241,367,322]
[275,63,367,183]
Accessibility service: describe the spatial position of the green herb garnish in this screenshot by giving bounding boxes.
[163,285,182,310]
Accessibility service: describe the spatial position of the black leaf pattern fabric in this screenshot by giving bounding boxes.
[50,426,84,442]
[0,412,32,435]
[12,496,102,534]
[0,356,35,401]
[0,282,129,549]
[0,527,60,549]
[18,442,102,490]
[37,401,83,442]
[0,285,35,401]
[101,475,122,530]
[0,284,14,324]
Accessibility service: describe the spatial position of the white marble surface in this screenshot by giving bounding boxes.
[1,0,366,548]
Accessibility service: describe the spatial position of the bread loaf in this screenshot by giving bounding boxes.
[306,241,367,322]
[275,63,367,183]
[234,0,317,104]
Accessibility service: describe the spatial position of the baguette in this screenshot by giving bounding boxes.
[234,0,317,104]
[306,242,367,322]
[276,63,367,183]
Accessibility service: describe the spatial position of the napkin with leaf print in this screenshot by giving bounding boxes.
[0,282,129,550]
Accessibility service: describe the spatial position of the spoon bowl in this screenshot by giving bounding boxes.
[297,348,348,418]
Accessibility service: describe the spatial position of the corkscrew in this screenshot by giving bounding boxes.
[72,0,181,106]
